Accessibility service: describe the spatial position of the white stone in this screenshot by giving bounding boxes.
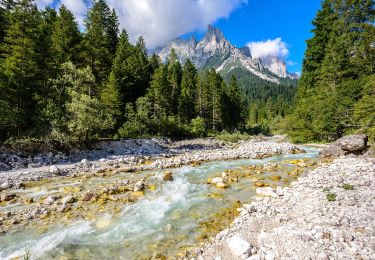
[228,235,252,258]
[256,187,277,198]
[49,165,60,175]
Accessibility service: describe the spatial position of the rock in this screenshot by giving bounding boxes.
[256,187,277,198]
[216,182,230,189]
[57,203,71,213]
[49,165,61,175]
[319,145,345,157]
[0,193,16,202]
[0,182,12,190]
[210,177,225,184]
[255,182,266,187]
[61,195,75,204]
[163,171,174,181]
[335,134,368,153]
[320,134,369,157]
[44,195,58,205]
[81,159,91,167]
[227,235,252,258]
[134,180,145,192]
[82,192,94,201]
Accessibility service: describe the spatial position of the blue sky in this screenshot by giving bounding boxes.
[37,0,323,73]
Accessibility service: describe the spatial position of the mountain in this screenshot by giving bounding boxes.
[155,25,298,84]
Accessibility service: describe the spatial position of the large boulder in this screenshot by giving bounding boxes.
[320,134,369,157]
[335,134,368,153]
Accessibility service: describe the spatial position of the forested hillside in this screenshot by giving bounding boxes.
[0,0,298,149]
[285,0,375,142]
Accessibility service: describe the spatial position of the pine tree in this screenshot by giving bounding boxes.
[178,59,197,124]
[82,0,113,84]
[167,48,182,115]
[224,75,243,130]
[288,0,375,142]
[100,72,122,130]
[148,65,171,123]
[107,8,119,56]
[0,0,41,135]
[109,29,133,110]
[51,5,81,65]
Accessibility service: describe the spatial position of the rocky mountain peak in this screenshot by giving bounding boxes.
[204,24,225,42]
[155,25,297,82]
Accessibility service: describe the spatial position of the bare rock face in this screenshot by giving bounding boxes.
[320,134,369,157]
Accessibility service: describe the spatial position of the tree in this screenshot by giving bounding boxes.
[178,59,197,124]
[287,0,375,142]
[167,49,182,115]
[51,5,81,65]
[82,0,115,84]
[224,75,244,130]
[67,91,114,144]
[100,72,122,130]
[148,65,171,120]
[0,0,41,136]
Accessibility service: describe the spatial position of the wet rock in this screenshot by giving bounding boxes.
[227,235,252,258]
[163,171,174,181]
[49,165,61,175]
[134,180,145,192]
[216,182,230,189]
[0,193,16,202]
[210,177,225,184]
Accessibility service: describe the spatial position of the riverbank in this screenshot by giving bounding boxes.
[196,155,375,260]
[0,136,305,190]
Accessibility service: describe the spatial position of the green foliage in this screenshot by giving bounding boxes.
[341,184,354,190]
[189,117,206,138]
[51,5,81,65]
[288,0,375,142]
[215,131,252,143]
[0,0,298,149]
[326,192,337,202]
[66,91,114,144]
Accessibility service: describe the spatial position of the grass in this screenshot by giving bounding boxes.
[326,192,337,202]
[341,183,355,190]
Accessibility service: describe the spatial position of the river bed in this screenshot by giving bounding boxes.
[0,147,319,260]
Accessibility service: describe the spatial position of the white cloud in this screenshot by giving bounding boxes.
[247,38,289,59]
[107,0,247,48]
[36,0,246,48]
[57,0,89,27]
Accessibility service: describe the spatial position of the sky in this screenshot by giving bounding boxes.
[35,0,323,74]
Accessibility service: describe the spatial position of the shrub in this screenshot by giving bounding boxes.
[341,184,355,190]
[326,192,337,202]
[189,117,206,138]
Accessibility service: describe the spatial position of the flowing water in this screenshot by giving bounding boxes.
[0,147,319,260]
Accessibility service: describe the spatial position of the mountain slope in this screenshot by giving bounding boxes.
[155,25,298,84]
